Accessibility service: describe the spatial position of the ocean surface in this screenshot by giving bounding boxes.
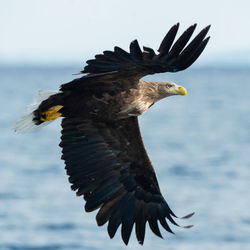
[1,66,250,250]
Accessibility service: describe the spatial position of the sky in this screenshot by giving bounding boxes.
[1,0,250,66]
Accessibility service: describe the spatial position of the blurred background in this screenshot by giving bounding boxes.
[1,0,250,249]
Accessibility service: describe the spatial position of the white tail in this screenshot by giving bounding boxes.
[14,90,60,133]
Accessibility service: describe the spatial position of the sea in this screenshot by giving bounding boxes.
[1,66,250,250]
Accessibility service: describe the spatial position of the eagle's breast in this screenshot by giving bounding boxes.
[118,96,153,118]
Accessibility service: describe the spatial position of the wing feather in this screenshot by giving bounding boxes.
[157,23,179,54]
[178,36,210,71]
[79,24,210,76]
[129,40,143,61]
[135,200,147,244]
[60,116,187,244]
[178,25,210,62]
[167,24,197,58]
[114,46,132,61]
[60,24,210,92]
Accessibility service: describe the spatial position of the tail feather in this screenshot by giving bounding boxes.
[14,112,53,133]
[14,90,62,133]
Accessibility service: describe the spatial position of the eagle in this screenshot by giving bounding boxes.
[15,23,210,245]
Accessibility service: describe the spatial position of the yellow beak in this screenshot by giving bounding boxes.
[173,84,187,96]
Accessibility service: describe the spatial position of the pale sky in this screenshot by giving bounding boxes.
[1,0,250,65]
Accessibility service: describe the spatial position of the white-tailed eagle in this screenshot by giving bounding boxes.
[15,23,210,245]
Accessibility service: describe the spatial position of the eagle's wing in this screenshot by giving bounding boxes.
[60,116,191,245]
[61,23,210,91]
[82,23,210,76]
[60,23,210,92]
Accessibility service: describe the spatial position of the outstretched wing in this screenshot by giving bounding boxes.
[82,23,210,75]
[60,23,210,92]
[60,116,191,245]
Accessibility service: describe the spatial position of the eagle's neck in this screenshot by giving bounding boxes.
[138,80,168,103]
[138,80,158,100]
[116,80,158,118]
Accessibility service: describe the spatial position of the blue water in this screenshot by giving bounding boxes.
[1,66,250,250]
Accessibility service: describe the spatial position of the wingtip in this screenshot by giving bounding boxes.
[202,25,211,36]
[183,224,194,229]
[188,23,197,31]
[181,212,195,219]
[72,72,82,75]
[131,39,138,44]
[138,240,144,245]
[205,24,211,30]
[204,36,211,43]
[130,39,140,50]
[168,22,180,33]
[122,238,129,246]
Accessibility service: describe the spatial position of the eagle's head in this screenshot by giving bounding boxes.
[157,81,187,100]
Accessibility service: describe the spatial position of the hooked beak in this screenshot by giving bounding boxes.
[171,84,187,96]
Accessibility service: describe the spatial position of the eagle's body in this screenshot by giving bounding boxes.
[62,79,158,119]
[39,79,184,121]
[15,23,210,245]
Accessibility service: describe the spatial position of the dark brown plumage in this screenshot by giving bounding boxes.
[15,23,210,245]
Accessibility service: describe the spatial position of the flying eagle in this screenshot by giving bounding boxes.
[15,23,210,245]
